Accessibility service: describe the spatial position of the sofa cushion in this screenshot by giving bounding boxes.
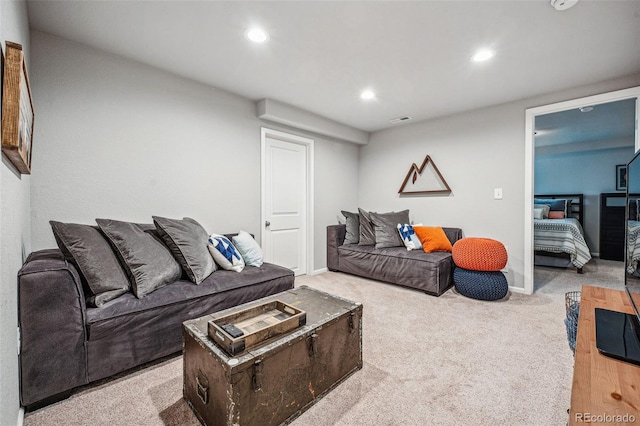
[370,210,410,249]
[397,223,423,251]
[84,262,294,381]
[337,244,454,295]
[232,231,264,267]
[152,216,216,284]
[358,208,376,246]
[341,210,360,245]
[97,219,182,298]
[50,221,130,307]
[413,226,453,253]
[84,262,294,341]
[208,234,246,272]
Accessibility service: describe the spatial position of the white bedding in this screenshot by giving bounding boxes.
[534,218,592,269]
[626,220,640,275]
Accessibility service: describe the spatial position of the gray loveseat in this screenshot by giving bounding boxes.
[327,224,462,296]
[18,246,294,409]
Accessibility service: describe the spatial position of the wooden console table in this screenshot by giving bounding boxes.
[569,285,640,425]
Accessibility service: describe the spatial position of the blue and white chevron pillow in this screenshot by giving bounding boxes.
[397,224,423,251]
[207,234,245,272]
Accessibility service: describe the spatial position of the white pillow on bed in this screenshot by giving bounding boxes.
[534,204,550,219]
[534,208,545,219]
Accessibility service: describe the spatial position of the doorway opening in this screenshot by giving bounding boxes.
[524,87,640,294]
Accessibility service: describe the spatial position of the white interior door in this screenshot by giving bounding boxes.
[263,135,308,275]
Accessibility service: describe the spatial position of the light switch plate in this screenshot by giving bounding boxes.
[494,188,503,199]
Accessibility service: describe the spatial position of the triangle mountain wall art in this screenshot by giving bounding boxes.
[398,154,452,195]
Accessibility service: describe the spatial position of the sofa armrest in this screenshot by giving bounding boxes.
[443,227,463,245]
[18,249,89,407]
[327,225,346,271]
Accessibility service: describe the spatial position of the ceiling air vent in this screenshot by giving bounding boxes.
[550,0,578,11]
[389,116,412,124]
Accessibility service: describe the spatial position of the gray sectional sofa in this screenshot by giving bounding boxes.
[327,224,462,296]
[18,241,294,409]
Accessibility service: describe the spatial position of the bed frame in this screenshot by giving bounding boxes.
[534,193,585,274]
[629,194,640,220]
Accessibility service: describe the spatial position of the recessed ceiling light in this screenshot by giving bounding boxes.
[579,106,594,113]
[360,90,375,101]
[246,27,268,43]
[472,49,494,62]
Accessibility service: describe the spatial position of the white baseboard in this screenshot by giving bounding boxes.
[17,407,24,426]
[509,286,529,295]
[312,267,328,275]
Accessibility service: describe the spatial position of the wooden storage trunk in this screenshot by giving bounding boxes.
[183,285,363,426]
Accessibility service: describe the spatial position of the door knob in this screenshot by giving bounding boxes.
[265,221,271,227]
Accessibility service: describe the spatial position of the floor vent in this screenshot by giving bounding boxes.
[389,116,412,124]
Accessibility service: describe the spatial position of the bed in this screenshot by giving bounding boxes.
[626,197,640,277]
[626,220,640,277]
[534,193,592,274]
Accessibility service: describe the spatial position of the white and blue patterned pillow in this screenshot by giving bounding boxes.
[397,224,423,251]
[207,234,245,272]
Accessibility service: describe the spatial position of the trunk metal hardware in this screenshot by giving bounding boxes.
[252,360,263,392]
[349,312,356,333]
[196,373,209,404]
[308,333,319,357]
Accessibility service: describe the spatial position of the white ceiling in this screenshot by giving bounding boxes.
[535,98,637,149]
[26,0,640,132]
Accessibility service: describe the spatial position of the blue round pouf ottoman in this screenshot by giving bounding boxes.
[453,268,508,301]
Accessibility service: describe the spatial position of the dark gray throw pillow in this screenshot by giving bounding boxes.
[341,210,360,245]
[152,216,217,284]
[96,219,182,298]
[370,210,411,249]
[358,208,376,246]
[50,221,130,307]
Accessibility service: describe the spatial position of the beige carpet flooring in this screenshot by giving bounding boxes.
[23,258,625,426]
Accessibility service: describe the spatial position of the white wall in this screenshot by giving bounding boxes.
[0,2,31,425]
[535,145,635,253]
[312,136,360,270]
[361,73,640,290]
[29,31,359,273]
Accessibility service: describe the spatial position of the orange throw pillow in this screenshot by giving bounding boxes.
[413,226,453,253]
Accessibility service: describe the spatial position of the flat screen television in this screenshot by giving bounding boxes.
[595,149,640,365]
